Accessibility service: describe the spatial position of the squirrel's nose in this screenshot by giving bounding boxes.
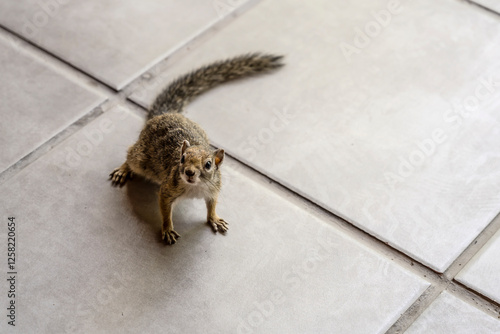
[185,169,195,177]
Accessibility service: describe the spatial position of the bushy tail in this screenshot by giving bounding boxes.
[148,53,284,119]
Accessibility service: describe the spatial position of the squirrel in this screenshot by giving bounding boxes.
[109,53,284,245]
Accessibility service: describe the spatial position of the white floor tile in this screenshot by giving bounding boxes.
[0,34,105,174]
[0,0,253,89]
[456,229,500,304]
[131,0,500,272]
[405,292,500,334]
[472,0,500,13]
[0,106,428,333]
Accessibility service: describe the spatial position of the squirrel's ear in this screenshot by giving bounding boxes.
[214,149,224,167]
[181,140,190,155]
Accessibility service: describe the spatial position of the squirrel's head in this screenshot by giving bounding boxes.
[179,140,224,185]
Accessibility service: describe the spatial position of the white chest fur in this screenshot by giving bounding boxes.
[181,181,211,200]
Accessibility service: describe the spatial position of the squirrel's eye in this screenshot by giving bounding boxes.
[205,161,212,170]
[180,155,185,164]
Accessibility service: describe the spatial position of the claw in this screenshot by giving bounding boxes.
[162,229,181,245]
[109,167,133,187]
[208,217,229,233]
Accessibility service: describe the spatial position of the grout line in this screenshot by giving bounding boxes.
[0,104,105,185]
[386,285,445,334]
[0,24,118,94]
[444,212,500,280]
[387,280,500,333]
[222,151,441,276]
[464,0,500,17]
[451,281,500,318]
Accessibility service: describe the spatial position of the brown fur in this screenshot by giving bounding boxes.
[110,53,284,244]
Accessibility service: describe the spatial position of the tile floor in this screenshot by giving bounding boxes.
[0,0,499,333]
[456,229,500,304]
[405,292,500,334]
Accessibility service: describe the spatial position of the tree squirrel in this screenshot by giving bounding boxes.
[110,53,284,244]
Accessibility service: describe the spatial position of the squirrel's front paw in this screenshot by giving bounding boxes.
[162,229,181,245]
[208,216,229,233]
[109,164,133,187]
